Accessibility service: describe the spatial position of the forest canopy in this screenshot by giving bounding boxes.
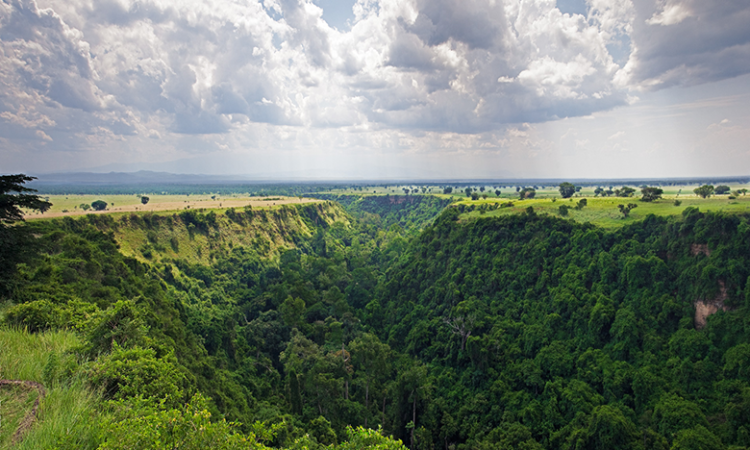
[2,192,750,450]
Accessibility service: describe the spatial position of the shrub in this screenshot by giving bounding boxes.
[88,345,185,405]
[4,300,59,332]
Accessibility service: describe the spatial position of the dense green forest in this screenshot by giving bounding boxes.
[3,190,750,449]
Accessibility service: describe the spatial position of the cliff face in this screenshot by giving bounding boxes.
[55,202,350,265]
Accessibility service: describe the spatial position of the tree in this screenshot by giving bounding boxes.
[464,187,473,197]
[615,186,636,197]
[694,185,714,198]
[618,203,637,218]
[575,198,587,210]
[519,188,535,199]
[350,333,391,428]
[715,185,730,195]
[92,200,108,211]
[495,189,501,197]
[640,186,663,202]
[559,205,570,216]
[594,187,604,196]
[443,186,453,194]
[559,182,576,198]
[0,174,52,293]
[471,192,480,201]
[1,174,51,224]
[141,196,150,205]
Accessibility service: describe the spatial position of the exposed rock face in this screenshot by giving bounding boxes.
[690,243,711,257]
[695,280,729,329]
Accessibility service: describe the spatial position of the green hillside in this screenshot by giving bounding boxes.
[3,192,750,449]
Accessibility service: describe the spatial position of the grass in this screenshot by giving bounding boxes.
[456,194,750,228]
[29,201,350,266]
[24,194,321,220]
[0,328,100,450]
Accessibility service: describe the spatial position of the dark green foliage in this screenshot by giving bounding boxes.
[641,186,664,202]
[0,174,52,293]
[559,182,576,198]
[618,203,637,218]
[519,187,535,199]
[695,185,715,198]
[715,185,731,195]
[615,186,636,197]
[6,196,750,450]
[91,200,108,211]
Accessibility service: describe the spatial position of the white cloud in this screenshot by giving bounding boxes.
[0,0,748,177]
[646,0,692,26]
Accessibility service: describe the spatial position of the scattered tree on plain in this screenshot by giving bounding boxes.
[694,185,714,198]
[141,196,150,205]
[715,185,731,195]
[618,203,638,218]
[559,182,576,198]
[92,200,108,211]
[615,186,636,197]
[518,187,535,199]
[640,186,664,202]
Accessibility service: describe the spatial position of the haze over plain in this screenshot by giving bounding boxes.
[0,0,748,179]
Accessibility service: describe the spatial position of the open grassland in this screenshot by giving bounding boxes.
[456,193,750,228]
[329,182,750,199]
[24,194,322,219]
[0,328,99,450]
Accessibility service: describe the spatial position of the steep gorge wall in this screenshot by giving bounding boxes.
[61,201,349,265]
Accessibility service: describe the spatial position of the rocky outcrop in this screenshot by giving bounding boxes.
[694,280,730,329]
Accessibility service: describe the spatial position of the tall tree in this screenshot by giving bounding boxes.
[0,174,51,294]
[350,334,392,428]
[640,186,664,202]
[694,185,714,198]
[559,182,576,198]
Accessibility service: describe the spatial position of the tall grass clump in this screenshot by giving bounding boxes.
[0,328,102,450]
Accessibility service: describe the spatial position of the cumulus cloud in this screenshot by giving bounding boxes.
[0,0,748,170]
[621,0,750,90]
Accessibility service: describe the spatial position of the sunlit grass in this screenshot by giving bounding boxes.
[457,194,750,228]
[0,328,101,450]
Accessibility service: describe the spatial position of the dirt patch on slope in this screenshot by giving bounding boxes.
[690,243,711,257]
[694,280,730,329]
[0,379,46,444]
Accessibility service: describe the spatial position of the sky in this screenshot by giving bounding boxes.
[0,0,749,180]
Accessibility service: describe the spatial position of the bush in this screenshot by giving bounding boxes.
[88,345,185,405]
[4,300,59,332]
[98,393,257,450]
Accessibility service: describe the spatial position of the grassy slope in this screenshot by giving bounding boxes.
[1,202,352,449]
[456,194,750,228]
[43,202,349,266]
[0,329,98,450]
